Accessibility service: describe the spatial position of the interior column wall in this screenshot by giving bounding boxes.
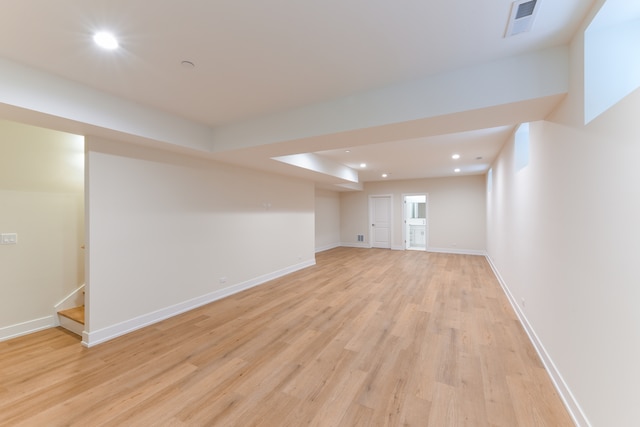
[314,188,341,252]
[85,137,315,345]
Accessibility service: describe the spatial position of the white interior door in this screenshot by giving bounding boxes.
[370,195,391,248]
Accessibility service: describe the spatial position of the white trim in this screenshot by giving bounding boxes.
[485,255,590,427]
[54,283,85,309]
[82,258,316,347]
[427,247,487,256]
[315,243,341,253]
[340,244,484,254]
[0,316,56,342]
[340,242,370,249]
[53,284,85,321]
[58,316,84,336]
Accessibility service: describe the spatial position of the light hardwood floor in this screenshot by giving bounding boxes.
[0,248,574,426]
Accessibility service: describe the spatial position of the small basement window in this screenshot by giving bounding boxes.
[584,0,640,123]
[514,123,530,172]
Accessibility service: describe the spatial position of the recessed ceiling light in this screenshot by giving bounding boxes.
[360,163,367,168]
[345,150,351,153]
[454,168,461,173]
[93,31,119,50]
[452,154,460,160]
[382,173,388,178]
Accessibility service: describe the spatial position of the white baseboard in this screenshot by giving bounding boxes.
[0,316,56,342]
[428,247,487,256]
[82,258,316,348]
[337,244,486,255]
[340,243,404,250]
[315,243,341,253]
[485,255,590,427]
[340,242,370,249]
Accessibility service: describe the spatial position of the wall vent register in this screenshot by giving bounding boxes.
[505,0,541,37]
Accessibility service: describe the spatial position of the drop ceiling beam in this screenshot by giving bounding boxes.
[212,46,568,153]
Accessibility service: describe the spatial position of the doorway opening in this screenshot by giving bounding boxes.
[0,119,86,341]
[403,194,427,251]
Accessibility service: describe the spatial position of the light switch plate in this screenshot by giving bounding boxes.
[1,233,18,244]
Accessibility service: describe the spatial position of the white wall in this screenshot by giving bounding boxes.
[0,120,84,340]
[0,57,212,152]
[341,175,486,253]
[314,188,341,252]
[85,137,315,346]
[486,2,640,424]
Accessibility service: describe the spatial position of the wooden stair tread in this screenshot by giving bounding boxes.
[58,306,85,325]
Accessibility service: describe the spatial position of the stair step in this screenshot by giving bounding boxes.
[58,306,85,325]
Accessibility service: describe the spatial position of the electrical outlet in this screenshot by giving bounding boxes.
[219,277,227,285]
[0,233,18,245]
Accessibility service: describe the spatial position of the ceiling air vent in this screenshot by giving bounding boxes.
[505,0,541,37]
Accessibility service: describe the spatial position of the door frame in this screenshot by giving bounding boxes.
[402,193,429,251]
[368,194,393,249]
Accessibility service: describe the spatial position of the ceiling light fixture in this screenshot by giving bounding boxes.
[360,163,367,168]
[382,173,388,178]
[454,168,461,173]
[93,31,119,50]
[452,154,460,160]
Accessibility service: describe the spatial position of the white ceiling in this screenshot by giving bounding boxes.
[316,125,515,182]
[0,0,596,188]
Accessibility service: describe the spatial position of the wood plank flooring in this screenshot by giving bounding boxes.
[0,248,574,426]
